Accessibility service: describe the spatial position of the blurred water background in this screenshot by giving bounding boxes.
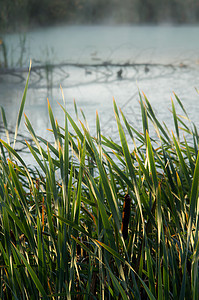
[1,25,199,137]
[0,1,199,166]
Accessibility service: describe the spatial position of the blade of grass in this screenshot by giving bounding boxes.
[171,98,179,141]
[13,60,31,149]
[1,106,10,146]
[11,244,48,299]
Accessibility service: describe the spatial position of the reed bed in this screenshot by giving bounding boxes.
[0,65,199,299]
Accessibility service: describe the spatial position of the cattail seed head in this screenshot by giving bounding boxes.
[121,194,131,240]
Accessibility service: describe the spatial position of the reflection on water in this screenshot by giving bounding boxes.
[0,25,199,163]
[2,25,199,66]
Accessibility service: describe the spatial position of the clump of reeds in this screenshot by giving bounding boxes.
[0,65,198,299]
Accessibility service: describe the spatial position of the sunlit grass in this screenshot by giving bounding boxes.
[0,66,199,299]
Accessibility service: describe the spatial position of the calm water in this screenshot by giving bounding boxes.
[0,25,199,161]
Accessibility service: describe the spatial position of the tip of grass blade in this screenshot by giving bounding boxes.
[60,84,66,106]
[29,59,32,71]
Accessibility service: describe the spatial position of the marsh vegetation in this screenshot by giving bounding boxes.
[0,66,199,299]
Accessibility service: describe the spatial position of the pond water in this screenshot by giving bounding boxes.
[0,24,199,163]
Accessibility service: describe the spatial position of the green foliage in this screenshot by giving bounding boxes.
[0,71,199,298]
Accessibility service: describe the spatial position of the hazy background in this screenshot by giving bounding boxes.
[0,0,199,165]
[1,0,199,32]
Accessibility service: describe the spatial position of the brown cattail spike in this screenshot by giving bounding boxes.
[121,194,131,240]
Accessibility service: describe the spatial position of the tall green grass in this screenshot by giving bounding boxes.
[0,67,199,299]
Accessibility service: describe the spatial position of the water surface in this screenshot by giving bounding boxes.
[0,25,199,163]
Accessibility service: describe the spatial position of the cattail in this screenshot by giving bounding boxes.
[121,194,131,240]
